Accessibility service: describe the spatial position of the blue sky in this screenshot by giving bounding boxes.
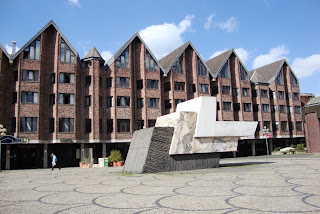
[1,0,320,96]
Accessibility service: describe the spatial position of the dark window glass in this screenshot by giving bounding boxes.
[223,102,231,111]
[198,84,209,93]
[117,96,130,107]
[107,119,113,133]
[85,96,91,107]
[107,97,113,107]
[240,63,248,80]
[174,82,185,91]
[86,76,91,87]
[172,56,184,74]
[106,78,113,88]
[59,73,75,84]
[148,120,156,128]
[242,88,250,97]
[117,119,130,132]
[164,82,171,91]
[51,73,55,84]
[262,104,269,112]
[296,121,303,131]
[165,100,172,109]
[137,98,144,109]
[22,70,39,82]
[234,103,240,111]
[175,99,185,108]
[222,86,230,95]
[137,80,143,90]
[294,106,301,114]
[261,90,269,98]
[146,50,158,71]
[276,71,284,85]
[49,118,54,133]
[197,57,207,76]
[60,39,75,63]
[50,94,55,105]
[220,62,229,78]
[20,117,37,132]
[147,98,159,108]
[59,93,74,105]
[211,86,218,96]
[23,36,41,60]
[59,118,74,132]
[243,103,251,112]
[14,71,18,82]
[147,79,159,89]
[21,91,38,104]
[115,47,129,69]
[12,92,17,104]
[281,121,288,132]
[189,84,196,94]
[11,117,16,133]
[291,72,298,87]
[116,77,130,88]
[86,119,91,133]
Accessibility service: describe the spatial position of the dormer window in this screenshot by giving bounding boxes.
[23,36,41,60]
[60,39,75,63]
[116,46,129,69]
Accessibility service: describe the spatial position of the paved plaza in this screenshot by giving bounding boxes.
[1,154,320,213]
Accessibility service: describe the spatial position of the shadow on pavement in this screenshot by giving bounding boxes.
[219,161,273,168]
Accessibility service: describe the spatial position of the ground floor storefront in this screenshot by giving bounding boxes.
[1,142,130,170]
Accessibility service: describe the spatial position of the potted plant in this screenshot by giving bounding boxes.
[79,157,89,168]
[108,150,122,166]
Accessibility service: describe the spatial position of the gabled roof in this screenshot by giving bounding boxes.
[106,33,165,72]
[159,41,213,76]
[205,49,249,79]
[83,46,104,62]
[11,20,79,61]
[249,58,299,85]
[304,96,320,108]
[0,43,10,59]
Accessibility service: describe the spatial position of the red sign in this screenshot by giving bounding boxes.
[267,134,273,138]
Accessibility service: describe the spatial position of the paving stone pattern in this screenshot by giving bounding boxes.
[1,154,320,213]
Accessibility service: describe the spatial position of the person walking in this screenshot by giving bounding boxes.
[51,153,60,170]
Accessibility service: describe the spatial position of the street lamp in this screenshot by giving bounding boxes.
[262,126,270,156]
[0,124,8,172]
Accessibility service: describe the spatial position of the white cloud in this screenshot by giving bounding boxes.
[67,0,80,7]
[214,16,239,32]
[204,14,215,30]
[101,50,113,62]
[235,48,249,65]
[209,49,228,59]
[5,44,20,54]
[291,54,320,79]
[252,45,289,69]
[139,14,195,59]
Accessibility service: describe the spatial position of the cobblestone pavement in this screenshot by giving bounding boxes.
[1,154,320,214]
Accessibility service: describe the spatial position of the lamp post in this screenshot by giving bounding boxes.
[0,124,7,172]
[262,126,270,156]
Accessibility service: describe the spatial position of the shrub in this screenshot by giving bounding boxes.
[273,147,281,152]
[108,150,122,162]
[296,144,305,152]
[290,144,296,148]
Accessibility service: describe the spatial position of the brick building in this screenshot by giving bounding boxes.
[0,20,305,169]
[303,97,320,153]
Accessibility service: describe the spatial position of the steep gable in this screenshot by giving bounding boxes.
[250,59,285,84]
[83,46,104,62]
[0,43,11,59]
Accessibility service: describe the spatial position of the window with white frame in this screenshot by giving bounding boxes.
[22,70,39,82]
[21,92,38,104]
[20,117,37,132]
[59,93,74,105]
[59,118,74,132]
[116,46,129,69]
[59,73,75,84]
[23,36,41,60]
[60,39,75,63]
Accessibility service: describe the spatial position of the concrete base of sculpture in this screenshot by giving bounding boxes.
[124,127,220,173]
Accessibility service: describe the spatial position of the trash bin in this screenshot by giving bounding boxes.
[98,158,104,167]
[104,158,108,167]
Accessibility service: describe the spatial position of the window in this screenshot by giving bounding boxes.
[286,92,291,100]
[11,117,16,133]
[279,105,286,113]
[58,93,74,105]
[107,97,113,107]
[12,92,17,104]
[22,70,39,82]
[294,106,301,114]
[20,117,37,132]
[147,98,159,108]
[116,77,130,88]
[243,103,251,112]
[293,93,300,100]
[262,104,269,112]
[211,86,218,96]
[289,122,294,131]
[291,72,298,87]
[51,73,55,84]
[165,100,172,109]
[99,119,103,133]
[23,36,41,60]
[172,55,184,74]
[197,57,207,76]
[164,82,171,91]
[222,86,230,95]
[116,46,129,69]
[189,84,196,93]
[86,76,91,87]
[253,104,260,112]
[85,96,91,107]
[261,90,269,98]
[138,120,144,129]
[106,78,113,88]
[137,80,143,90]
[272,122,279,132]
[220,62,229,78]
[263,121,270,130]
[99,96,102,107]
[59,118,74,132]
[59,73,75,84]
[240,63,248,80]
[148,120,156,127]
[278,91,285,99]
[281,121,288,132]
[175,99,185,107]
[145,50,158,71]
[137,98,144,109]
[223,102,232,111]
[271,91,276,99]
[60,39,75,63]
[50,94,55,105]
[217,102,220,111]
[287,106,292,113]
[276,70,284,85]
[242,88,250,97]
[232,88,239,96]
[174,82,185,91]
[14,71,18,82]
[99,77,102,88]
[198,84,209,93]
[271,105,277,113]
[296,121,303,131]
[21,92,38,104]
[147,79,159,90]
[107,119,113,133]
[234,103,240,111]
[256,121,261,132]
[117,96,130,107]
[252,89,258,97]
[85,119,91,133]
[117,119,130,132]
[49,118,54,133]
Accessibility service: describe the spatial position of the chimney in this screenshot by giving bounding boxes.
[12,41,16,54]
